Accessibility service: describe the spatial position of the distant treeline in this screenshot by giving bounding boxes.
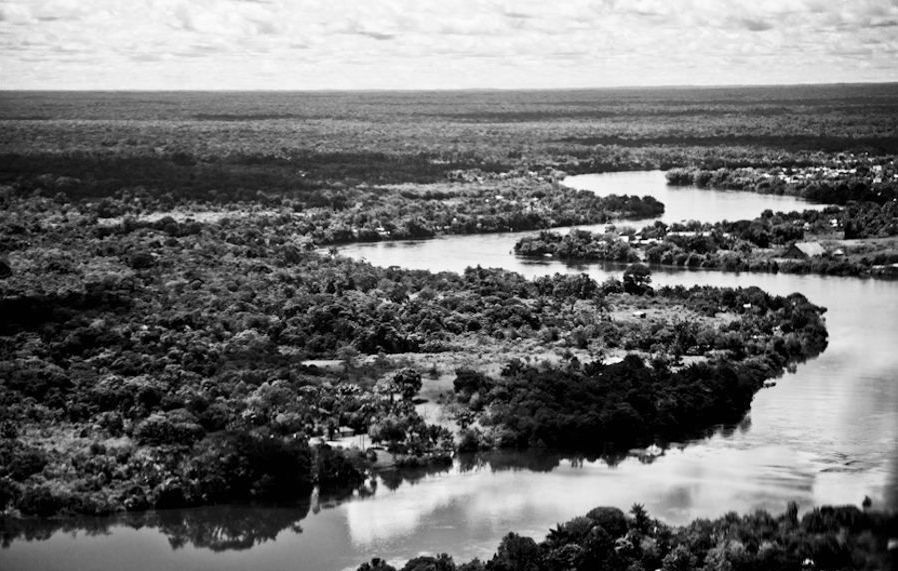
[558,134,898,154]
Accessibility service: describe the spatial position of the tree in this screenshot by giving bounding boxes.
[489,533,542,571]
[401,554,456,571]
[630,503,651,534]
[586,507,628,538]
[392,368,422,401]
[661,545,697,571]
[357,558,398,571]
[622,263,652,295]
[337,345,359,371]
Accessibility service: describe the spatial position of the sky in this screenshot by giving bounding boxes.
[1,0,897,90]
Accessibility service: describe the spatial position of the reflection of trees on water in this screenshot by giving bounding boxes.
[1,516,114,548]
[456,449,636,474]
[152,504,310,551]
[458,450,563,473]
[378,460,454,491]
[1,502,315,552]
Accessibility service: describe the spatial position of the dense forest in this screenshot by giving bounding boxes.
[2,87,898,206]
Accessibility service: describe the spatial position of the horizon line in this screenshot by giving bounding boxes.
[2,80,898,94]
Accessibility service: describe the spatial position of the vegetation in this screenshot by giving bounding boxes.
[3,85,898,175]
[84,179,660,246]
[2,87,898,223]
[666,160,898,205]
[3,86,888,527]
[356,503,897,571]
[451,283,828,451]
[515,201,898,277]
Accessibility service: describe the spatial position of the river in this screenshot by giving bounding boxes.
[2,172,896,571]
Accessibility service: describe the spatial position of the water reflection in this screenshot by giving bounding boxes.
[156,506,309,551]
[1,504,311,552]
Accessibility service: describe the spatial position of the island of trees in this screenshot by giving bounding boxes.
[514,201,898,278]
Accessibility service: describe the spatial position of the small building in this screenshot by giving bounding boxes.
[632,310,647,319]
[783,241,827,259]
[338,426,355,438]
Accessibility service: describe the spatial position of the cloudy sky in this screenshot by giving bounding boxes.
[1,0,897,90]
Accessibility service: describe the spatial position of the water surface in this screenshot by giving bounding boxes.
[568,170,828,227]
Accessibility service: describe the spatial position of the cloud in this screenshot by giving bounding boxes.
[0,3,34,24]
[740,17,774,31]
[251,18,278,35]
[28,0,89,22]
[0,0,896,88]
[353,30,395,41]
[173,43,225,58]
[172,5,196,31]
[130,53,164,62]
[49,45,87,54]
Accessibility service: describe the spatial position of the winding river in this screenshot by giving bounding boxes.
[3,172,896,571]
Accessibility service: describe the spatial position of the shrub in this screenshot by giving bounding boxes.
[133,410,204,446]
[586,506,629,538]
[189,431,313,501]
